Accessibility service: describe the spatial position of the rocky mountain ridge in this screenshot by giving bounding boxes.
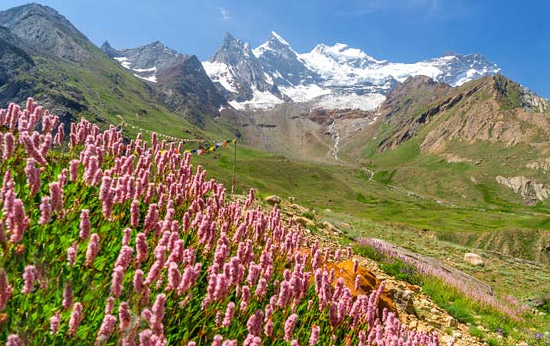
[101,40,227,125]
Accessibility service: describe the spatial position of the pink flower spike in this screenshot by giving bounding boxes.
[68,302,83,335]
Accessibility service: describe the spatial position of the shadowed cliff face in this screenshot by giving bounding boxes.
[0,26,35,104]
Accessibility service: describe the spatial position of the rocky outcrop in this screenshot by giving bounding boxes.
[526,158,550,172]
[366,238,494,297]
[264,195,281,205]
[496,175,550,204]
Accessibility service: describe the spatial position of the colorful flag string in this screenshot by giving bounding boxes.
[185,139,236,156]
[118,118,236,156]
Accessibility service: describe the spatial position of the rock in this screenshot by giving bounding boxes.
[464,253,484,266]
[452,332,462,339]
[340,222,352,230]
[265,195,281,205]
[391,288,416,314]
[496,175,550,203]
[441,335,454,344]
[408,320,418,329]
[289,203,308,214]
[446,316,458,328]
[516,342,528,346]
[293,216,314,228]
[321,221,342,236]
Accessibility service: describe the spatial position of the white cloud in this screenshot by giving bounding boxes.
[218,7,230,20]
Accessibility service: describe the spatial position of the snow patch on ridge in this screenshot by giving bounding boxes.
[280,84,331,102]
[314,93,386,111]
[202,61,238,93]
[229,86,284,111]
[114,57,158,83]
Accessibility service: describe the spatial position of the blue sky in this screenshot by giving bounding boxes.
[1,0,549,97]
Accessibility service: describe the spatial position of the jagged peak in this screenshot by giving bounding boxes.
[269,31,290,46]
[253,31,297,58]
[4,3,57,15]
[222,32,238,45]
[100,41,112,50]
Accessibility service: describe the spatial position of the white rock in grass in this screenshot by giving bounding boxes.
[464,253,484,266]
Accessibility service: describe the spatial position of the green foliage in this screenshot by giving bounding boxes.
[469,326,485,339]
[372,170,396,184]
[378,260,424,286]
[487,338,501,346]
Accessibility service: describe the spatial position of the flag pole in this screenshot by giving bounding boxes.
[231,139,237,194]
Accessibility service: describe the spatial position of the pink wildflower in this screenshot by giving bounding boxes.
[97,313,117,340]
[68,302,83,335]
[39,196,51,225]
[111,266,125,298]
[22,265,36,294]
[50,311,61,335]
[79,209,91,241]
[309,325,320,345]
[25,158,41,195]
[284,313,299,341]
[85,233,100,267]
[119,302,132,331]
[62,281,73,310]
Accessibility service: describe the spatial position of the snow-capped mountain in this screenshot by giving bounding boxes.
[101,41,185,83]
[202,33,288,110]
[253,31,320,87]
[202,32,501,111]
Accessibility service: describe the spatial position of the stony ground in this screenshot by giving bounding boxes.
[261,195,509,346]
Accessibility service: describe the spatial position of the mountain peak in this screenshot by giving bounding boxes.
[0,2,92,61]
[270,31,290,46]
[222,32,238,45]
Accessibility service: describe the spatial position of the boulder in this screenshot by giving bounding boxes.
[445,316,458,328]
[293,216,314,228]
[464,253,484,266]
[391,288,416,314]
[321,221,342,235]
[265,195,281,205]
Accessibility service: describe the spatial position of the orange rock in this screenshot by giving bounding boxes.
[325,260,397,315]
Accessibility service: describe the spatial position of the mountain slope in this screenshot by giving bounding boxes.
[102,41,227,126]
[0,3,220,138]
[0,25,35,102]
[353,75,550,206]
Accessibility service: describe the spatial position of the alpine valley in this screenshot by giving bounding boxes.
[2,3,550,345]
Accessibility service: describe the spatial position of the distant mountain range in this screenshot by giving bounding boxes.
[108,30,501,112]
[201,31,500,111]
